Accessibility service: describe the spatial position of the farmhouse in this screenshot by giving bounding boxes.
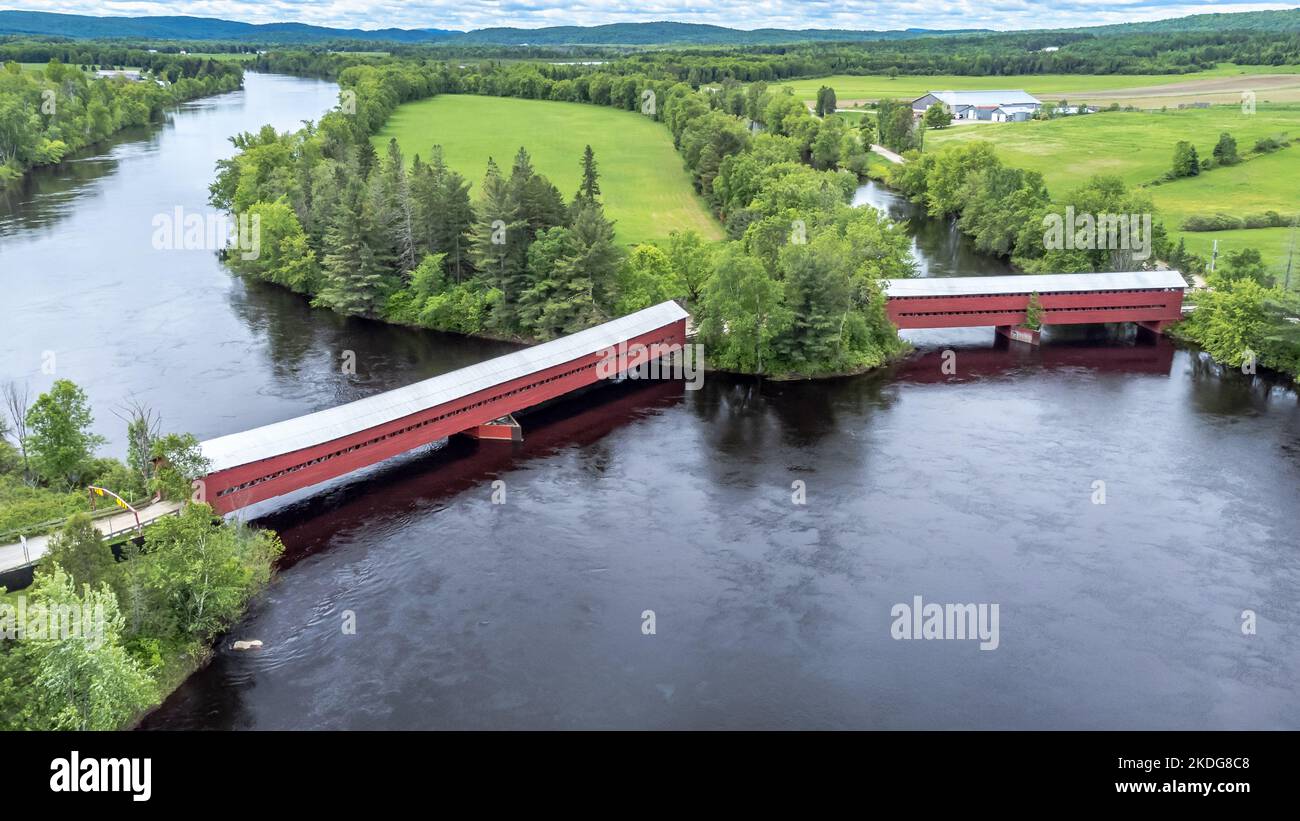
[94,69,145,81]
[912,90,1042,122]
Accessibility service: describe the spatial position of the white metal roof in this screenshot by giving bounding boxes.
[884,270,1188,298]
[199,301,689,473]
[920,90,1042,108]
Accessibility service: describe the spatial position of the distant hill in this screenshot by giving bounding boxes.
[1,8,1298,47]
[1075,8,1300,35]
[0,12,460,44]
[0,11,977,46]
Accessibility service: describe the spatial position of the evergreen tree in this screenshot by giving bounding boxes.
[576,144,601,205]
[508,147,567,239]
[471,158,529,331]
[518,226,586,338]
[314,177,395,317]
[772,232,855,371]
[356,139,378,180]
[569,201,623,316]
[378,138,418,275]
[427,146,475,281]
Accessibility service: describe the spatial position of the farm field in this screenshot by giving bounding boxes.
[778,64,1300,107]
[183,52,258,61]
[1181,227,1296,285]
[926,103,1300,275]
[373,94,722,245]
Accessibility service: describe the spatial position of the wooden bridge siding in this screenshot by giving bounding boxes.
[888,289,1184,330]
[204,319,687,513]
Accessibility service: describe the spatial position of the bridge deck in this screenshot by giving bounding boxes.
[198,301,690,513]
[885,270,1187,330]
[0,499,182,575]
[884,270,1188,298]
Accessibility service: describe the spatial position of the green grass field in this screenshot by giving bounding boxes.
[776,64,1300,105]
[373,94,722,245]
[926,103,1300,275]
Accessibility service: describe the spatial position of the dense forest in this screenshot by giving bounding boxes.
[217,38,1300,379]
[0,51,244,185]
[210,56,914,377]
[243,27,1300,90]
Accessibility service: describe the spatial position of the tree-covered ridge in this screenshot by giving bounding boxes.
[0,53,243,186]
[245,26,1300,100]
[5,7,1300,48]
[0,11,976,46]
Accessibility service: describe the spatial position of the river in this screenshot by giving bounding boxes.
[2,74,1298,729]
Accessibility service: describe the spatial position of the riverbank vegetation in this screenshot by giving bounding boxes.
[212,31,1300,379]
[0,378,283,730]
[888,133,1300,377]
[925,104,1300,275]
[0,51,244,186]
[0,381,213,537]
[905,101,1300,377]
[0,505,283,729]
[888,141,1170,272]
[212,54,913,377]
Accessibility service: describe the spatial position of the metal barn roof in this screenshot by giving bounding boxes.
[884,271,1188,299]
[922,90,1042,108]
[199,301,689,473]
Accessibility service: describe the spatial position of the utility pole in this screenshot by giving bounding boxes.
[1209,239,1218,275]
[1285,217,1296,292]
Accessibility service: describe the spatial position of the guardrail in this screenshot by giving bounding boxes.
[0,493,158,544]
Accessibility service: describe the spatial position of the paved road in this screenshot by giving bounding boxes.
[870,144,907,164]
[0,499,183,574]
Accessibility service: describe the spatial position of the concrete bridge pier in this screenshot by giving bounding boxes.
[460,414,523,442]
[996,325,1041,345]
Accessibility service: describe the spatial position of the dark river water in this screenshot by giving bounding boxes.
[2,74,1298,730]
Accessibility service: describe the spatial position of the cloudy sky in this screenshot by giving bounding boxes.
[4,0,1297,32]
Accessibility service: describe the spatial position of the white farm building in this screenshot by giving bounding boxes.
[912,90,1042,122]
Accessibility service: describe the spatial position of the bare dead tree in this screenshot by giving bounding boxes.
[2,380,33,484]
[113,397,162,489]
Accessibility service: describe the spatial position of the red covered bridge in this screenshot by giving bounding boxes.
[197,302,688,514]
[885,270,1187,333]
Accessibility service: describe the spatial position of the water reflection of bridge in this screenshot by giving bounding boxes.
[254,379,685,562]
[893,337,1177,384]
